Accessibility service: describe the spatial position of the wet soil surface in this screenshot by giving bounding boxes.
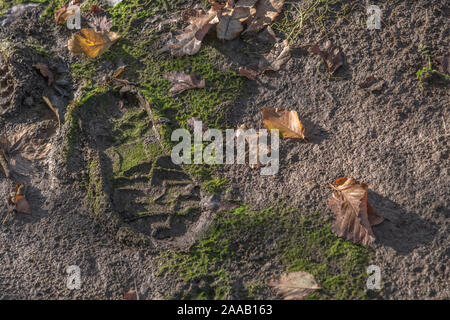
[0,1,448,299]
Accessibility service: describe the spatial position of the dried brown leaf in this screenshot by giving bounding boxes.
[68,28,120,58]
[269,271,321,300]
[261,39,290,72]
[33,63,55,86]
[163,72,205,95]
[54,2,79,25]
[239,39,290,80]
[328,177,384,246]
[216,3,255,40]
[308,40,343,74]
[9,184,31,214]
[168,9,219,57]
[262,107,306,140]
[244,0,285,34]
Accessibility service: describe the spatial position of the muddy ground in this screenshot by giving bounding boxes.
[0,0,448,299]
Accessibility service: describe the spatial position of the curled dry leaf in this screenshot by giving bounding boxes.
[33,63,55,86]
[262,107,306,140]
[168,9,219,57]
[163,72,205,95]
[270,271,321,300]
[329,177,385,246]
[68,28,121,58]
[216,2,255,41]
[54,1,80,25]
[244,0,285,34]
[42,96,61,128]
[308,40,344,74]
[239,39,290,80]
[8,184,31,214]
[260,39,290,72]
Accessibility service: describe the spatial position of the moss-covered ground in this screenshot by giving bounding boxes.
[159,205,372,300]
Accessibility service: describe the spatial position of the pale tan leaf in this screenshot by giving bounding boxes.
[262,107,306,140]
[216,5,254,40]
[168,9,219,57]
[244,0,285,34]
[260,39,291,72]
[239,39,290,80]
[270,271,321,300]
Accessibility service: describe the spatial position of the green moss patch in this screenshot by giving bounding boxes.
[159,205,371,300]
